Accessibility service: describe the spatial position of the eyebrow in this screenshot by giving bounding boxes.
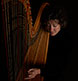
[55,19,60,23]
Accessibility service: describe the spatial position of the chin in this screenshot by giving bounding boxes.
[50,32,59,36]
[51,34,56,36]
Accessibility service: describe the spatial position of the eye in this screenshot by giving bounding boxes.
[53,23,58,27]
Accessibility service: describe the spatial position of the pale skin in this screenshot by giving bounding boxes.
[24,19,61,80]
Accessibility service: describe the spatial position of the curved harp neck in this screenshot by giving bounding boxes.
[30,2,50,38]
[32,2,50,36]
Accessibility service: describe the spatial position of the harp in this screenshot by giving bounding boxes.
[1,0,50,81]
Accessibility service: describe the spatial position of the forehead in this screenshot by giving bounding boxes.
[48,19,59,24]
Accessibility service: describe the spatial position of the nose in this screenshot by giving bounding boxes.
[51,25,54,32]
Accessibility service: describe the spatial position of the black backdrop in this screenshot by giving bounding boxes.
[0,0,78,81]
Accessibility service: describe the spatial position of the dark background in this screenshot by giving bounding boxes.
[0,0,78,81]
[30,0,78,81]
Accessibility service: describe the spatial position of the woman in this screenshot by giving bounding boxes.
[25,3,72,81]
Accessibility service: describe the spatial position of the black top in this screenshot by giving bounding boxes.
[40,29,72,81]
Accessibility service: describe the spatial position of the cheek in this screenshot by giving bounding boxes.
[55,26,61,33]
[50,25,61,36]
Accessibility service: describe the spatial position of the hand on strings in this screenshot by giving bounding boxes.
[24,68,41,80]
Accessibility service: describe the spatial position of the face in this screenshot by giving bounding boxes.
[47,19,61,36]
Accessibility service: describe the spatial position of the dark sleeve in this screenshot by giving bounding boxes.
[40,65,48,76]
[63,33,73,69]
[40,66,46,76]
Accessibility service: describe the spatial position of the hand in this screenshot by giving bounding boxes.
[24,68,40,80]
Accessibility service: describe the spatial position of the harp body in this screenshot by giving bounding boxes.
[1,0,50,81]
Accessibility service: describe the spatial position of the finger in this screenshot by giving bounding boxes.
[24,75,33,80]
[28,75,32,77]
[28,71,34,75]
[29,75,35,79]
[28,68,34,72]
[24,75,35,80]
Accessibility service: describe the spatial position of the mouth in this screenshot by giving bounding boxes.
[50,32,54,34]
